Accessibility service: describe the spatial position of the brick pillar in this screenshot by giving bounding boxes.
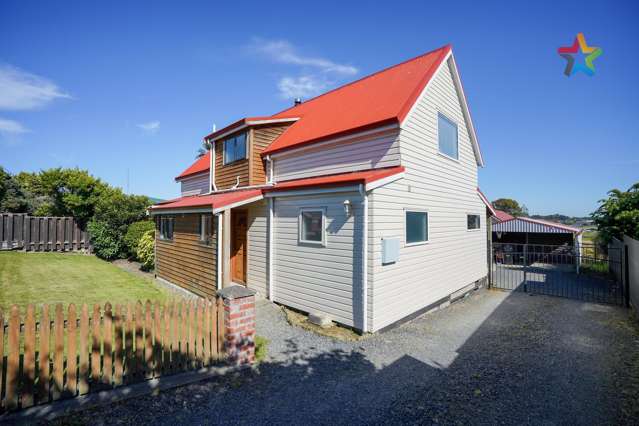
[217,286,257,366]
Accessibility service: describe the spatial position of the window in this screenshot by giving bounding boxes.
[467,214,480,230]
[159,216,174,240]
[405,210,428,245]
[200,214,213,244]
[223,133,247,164]
[438,113,458,160]
[299,208,325,245]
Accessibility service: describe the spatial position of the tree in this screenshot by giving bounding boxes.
[491,198,527,217]
[14,168,109,224]
[196,140,211,159]
[0,167,32,213]
[592,183,639,243]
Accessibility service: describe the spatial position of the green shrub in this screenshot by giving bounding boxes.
[137,230,155,271]
[88,220,123,260]
[124,220,155,258]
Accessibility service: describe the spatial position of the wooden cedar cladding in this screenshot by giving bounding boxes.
[155,214,217,298]
[214,123,292,190]
[251,123,291,184]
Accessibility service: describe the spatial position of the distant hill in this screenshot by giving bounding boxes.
[147,197,164,204]
[529,214,592,226]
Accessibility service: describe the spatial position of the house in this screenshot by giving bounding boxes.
[149,44,488,332]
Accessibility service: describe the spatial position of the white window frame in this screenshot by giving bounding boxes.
[159,216,174,241]
[199,214,213,244]
[298,207,326,246]
[223,132,247,165]
[466,213,481,231]
[437,111,459,162]
[404,208,429,247]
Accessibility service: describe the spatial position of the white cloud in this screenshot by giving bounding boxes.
[248,38,359,99]
[0,118,29,134]
[0,65,71,110]
[277,75,330,99]
[249,38,358,76]
[137,121,160,133]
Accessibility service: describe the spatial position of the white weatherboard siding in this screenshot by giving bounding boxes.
[273,128,400,182]
[272,192,364,328]
[247,201,268,296]
[369,58,487,331]
[180,173,209,196]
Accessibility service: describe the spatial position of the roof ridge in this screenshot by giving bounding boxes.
[271,44,452,118]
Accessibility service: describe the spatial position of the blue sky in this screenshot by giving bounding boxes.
[1,0,637,216]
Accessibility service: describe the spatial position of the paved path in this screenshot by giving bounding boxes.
[55,290,639,425]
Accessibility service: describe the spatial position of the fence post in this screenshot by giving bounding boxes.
[217,286,257,366]
[625,245,631,308]
[523,244,528,293]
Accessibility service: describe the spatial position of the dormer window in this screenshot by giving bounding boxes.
[223,132,247,165]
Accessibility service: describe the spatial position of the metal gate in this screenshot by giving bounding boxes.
[491,243,626,305]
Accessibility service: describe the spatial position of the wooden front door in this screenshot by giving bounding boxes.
[231,210,248,284]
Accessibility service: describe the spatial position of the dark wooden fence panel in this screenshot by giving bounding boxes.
[0,214,90,252]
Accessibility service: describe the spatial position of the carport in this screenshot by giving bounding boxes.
[492,214,582,247]
[489,214,625,305]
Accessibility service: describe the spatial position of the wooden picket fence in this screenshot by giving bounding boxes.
[0,298,225,412]
[0,213,91,252]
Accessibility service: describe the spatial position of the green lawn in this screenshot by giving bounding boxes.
[0,252,172,314]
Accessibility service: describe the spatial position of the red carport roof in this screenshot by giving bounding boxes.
[150,188,263,212]
[175,151,210,181]
[494,210,514,222]
[267,166,405,192]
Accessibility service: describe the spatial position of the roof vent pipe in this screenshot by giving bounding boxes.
[294,98,302,106]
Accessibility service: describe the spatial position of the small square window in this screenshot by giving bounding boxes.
[159,216,174,240]
[406,211,428,245]
[200,214,213,244]
[299,209,325,245]
[467,214,480,230]
[438,113,458,160]
[223,133,247,165]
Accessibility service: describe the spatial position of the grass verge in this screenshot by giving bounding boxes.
[0,251,171,314]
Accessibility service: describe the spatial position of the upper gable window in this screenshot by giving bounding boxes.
[438,113,458,160]
[223,132,247,165]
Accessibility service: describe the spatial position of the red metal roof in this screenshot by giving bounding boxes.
[155,167,405,212]
[494,210,514,222]
[262,45,451,155]
[177,45,457,178]
[150,188,262,212]
[175,152,210,181]
[268,166,405,192]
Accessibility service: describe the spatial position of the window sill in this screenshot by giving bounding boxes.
[467,228,481,232]
[405,240,429,247]
[437,152,460,163]
[299,240,326,247]
[222,158,248,166]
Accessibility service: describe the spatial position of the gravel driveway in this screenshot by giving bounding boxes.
[54,289,639,425]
